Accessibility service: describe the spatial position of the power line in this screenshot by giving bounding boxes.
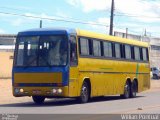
[0,6,89,22]
[114,26,142,35]
[0,11,109,27]
[0,6,110,25]
[0,6,25,12]
[116,14,160,19]
[115,11,160,19]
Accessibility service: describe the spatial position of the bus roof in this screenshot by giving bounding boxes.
[76,29,149,47]
[17,28,148,47]
[18,28,77,36]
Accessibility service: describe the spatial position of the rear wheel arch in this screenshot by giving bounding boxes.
[133,78,138,92]
[121,78,132,99]
[126,78,132,87]
[130,78,138,98]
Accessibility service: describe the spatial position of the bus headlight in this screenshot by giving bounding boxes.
[52,88,62,94]
[15,88,20,93]
[52,89,57,94]
[57,88,62,94]
[20,88,24,93]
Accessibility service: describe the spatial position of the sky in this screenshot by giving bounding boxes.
[0,0,160,37]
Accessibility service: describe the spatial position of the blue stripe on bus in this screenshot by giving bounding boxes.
[18,83,59,87]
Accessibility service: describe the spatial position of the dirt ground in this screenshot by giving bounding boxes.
[0,79,33,104]
[0,52,13,78]
[149,79,160,91]
[0,79,160,104]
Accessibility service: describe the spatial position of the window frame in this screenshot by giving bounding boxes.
[78,36,149,63]
[70,35,78,66]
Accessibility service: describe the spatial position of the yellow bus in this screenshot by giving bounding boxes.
[12,28,150,104]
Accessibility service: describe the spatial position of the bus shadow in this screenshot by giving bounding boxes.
[0,96,144,107]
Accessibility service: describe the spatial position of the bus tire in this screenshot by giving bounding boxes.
[32,96,45,104]
[79,81,89,103]
[121,81,131,99]
[130,80,137,98]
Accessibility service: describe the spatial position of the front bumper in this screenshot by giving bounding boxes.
[13,86,69,97]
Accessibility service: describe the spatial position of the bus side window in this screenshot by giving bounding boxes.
[134,46,140,61]
[142,48,147,61]
[115,43,121,58]
[70,36,78,66]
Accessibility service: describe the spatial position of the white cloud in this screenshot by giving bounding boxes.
[66,0,111,12]
[0,28,6,34]
[11,18,24,26]
[98,17,110,25]
[85,17,110,34]
[66,0,80,7]
[80,0,111,13]
[66,0,160,23]
[115,0,160,23]
[55,9,72,19]
[135,17,160,23]
[87,23,108,34]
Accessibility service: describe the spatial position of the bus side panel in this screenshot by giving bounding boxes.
[78,58,125,97]
[137,63,150,92]
[69,67,79,97]
[78,58,150,97]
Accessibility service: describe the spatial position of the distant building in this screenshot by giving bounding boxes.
[149,38,160,67]
[114,31,160,68]
[0,34,16,52]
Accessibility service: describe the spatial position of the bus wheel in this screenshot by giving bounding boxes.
[130,80,137,98]
[32,96,45,104]
[121,81,130,99]
[79,81,89,103]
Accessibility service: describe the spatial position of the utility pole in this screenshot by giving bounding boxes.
[109,0,114,35]
[126,28,128,38]
[40,20,42,28]
[144,28,147,36]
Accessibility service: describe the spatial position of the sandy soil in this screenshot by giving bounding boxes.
[149,79,160,91]
[0,79,32,104]
[0,79,160,104]
[0,52,13,78]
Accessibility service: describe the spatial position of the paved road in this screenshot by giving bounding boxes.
[0,90,160,114]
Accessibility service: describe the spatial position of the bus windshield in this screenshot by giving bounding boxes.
[15,35,68,67]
